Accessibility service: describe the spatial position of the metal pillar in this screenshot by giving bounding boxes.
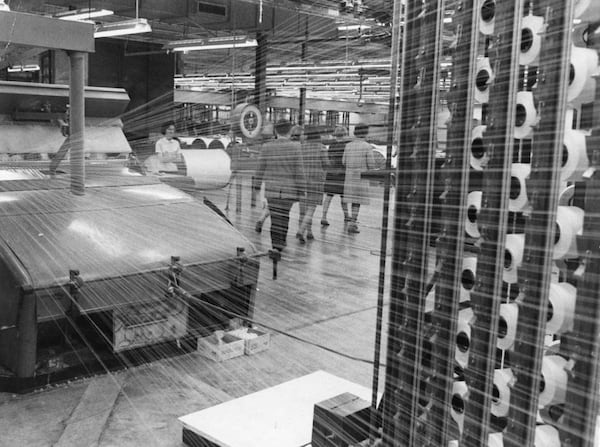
[254,33,267,116]
[69,51,86,196]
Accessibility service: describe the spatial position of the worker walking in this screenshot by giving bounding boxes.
[342,123,376,234]
[254,120,307,252]
[321,126,351,226]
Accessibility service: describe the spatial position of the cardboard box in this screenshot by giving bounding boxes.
[312,392,371,447]
[197,332,245,362]
[242,328,271,355]
[227,327,271,355]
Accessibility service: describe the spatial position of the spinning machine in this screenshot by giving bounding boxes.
[381,1,600,446]
[0,81,260,392]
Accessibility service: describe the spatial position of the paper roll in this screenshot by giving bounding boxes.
[535,425,561,447]
[489,432,504,447]
[181,149,232,189]
[547,282,576,334]
[574,0,600,22]
[553,206,585,260]
[475,57,494,103]
[503,234,525,284]
[425,288,435,313]
[572,22,591,48]
[479,0,495,35]
[568,45,598,107]
[491,368,514,417]
[456,307,474,368]
[470,125,488,171]
[520,15,544,66]
[466,191,482,238]
[451,380,468,433]
[558,184,575,206]
[461,257,477,302]
[509,163,530,212]
[539,355,568,408]
[562,126,589,183]
[497,303,518,350]
[515,91,537,139]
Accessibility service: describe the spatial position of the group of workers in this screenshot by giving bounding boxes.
[145,119,377,255]
[254,120,376,253]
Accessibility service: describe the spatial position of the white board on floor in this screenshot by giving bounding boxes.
[179,370,374,447]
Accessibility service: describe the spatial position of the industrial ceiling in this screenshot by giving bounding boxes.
[2,1,400,103]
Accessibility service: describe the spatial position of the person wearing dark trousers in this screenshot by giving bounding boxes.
[297,125,328,243]
[342,123,376,234]
[321,126,350,226]
[256,124,302,233]
[254,120,306,252]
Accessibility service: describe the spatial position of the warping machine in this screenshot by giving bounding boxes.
[0,81,259,392]
[380,1,600,447]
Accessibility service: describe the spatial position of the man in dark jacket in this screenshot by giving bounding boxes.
[254,120,307,252]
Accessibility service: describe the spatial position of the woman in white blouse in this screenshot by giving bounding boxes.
[154,122,182,172]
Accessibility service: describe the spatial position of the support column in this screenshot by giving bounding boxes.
[69,51,86,196]
[298,39,307,126]
[252,33,268,208]
[254,33,267,116]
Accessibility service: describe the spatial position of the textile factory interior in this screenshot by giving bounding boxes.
[0,0,598,446]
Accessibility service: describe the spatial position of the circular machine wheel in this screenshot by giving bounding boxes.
[231,103,263,139]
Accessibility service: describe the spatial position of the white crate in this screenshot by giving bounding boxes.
[197,332,245,362]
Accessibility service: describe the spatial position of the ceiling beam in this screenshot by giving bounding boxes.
[0,11,94,52]
[234,0,341,19]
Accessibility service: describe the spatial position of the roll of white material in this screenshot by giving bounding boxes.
[460,256,477,302]
[509,163,530,212]
[466,191,482,238]
[503,234,525,284]
[479,0,495,35]
[574,0,600,22]
[572,22,591,48]
[562,126,589,183]
[520,15,544,66]
[451,381,468,433]
[558,184,575,206]
[534,425,561,447]
[497,303,519,350]
[489,432,504,447]
[492,368,514,417]
[425,288,435,313]
[515,91,537,139]
[456,307,474,368]
[470,125,488,171]
[568,45,598,107]
[539,355,568,408]
[547,282,576,334]
[475,57,494,103]
[553,206,585,260]
[181,149,232,190]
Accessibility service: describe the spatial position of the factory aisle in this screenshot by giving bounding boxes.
[0,172,394,447]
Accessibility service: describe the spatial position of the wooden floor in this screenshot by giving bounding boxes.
[0,172,392,447]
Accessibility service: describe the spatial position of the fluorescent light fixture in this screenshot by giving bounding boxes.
[8,64,40,72]
[94,18,151,38]
[165,36,258,52]
[266,63,390,72]
[337,24,371,31]
[55,8,113,21]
